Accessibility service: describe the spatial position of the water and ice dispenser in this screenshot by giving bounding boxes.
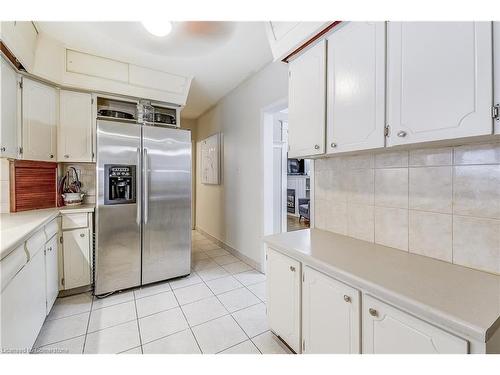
[104,165,136,205]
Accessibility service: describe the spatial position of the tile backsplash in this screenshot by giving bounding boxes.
[59,163,96,204]
[315,142,500,275]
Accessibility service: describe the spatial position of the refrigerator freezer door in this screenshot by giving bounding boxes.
[142,126,192,284]
[95,120,142,295]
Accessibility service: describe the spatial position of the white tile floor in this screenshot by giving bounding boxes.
[32,230,291,354]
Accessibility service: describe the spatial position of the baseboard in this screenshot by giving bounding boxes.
[194,226,263,273]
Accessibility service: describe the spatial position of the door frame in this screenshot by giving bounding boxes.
[260,97,288,270]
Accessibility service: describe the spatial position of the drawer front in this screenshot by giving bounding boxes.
[62,213,88,230]
[363,295,468,354]
[44,218,59,239]
[0,245,28,291]
[25,229,46,259]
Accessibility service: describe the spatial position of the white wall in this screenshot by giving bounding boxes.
[195,61,288,268]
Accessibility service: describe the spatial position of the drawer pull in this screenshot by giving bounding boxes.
[289,266,296,272]
[80,233,85,238]
[343,295,351,303]
[369,308,378,317]
[314,144,320,150]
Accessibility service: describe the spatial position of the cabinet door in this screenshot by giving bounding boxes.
[1,57,20,158]
[58,90,93,162]
[63,228,91,290]
[22,78,57,161]
[387,22,493,146]
[1,249,46,351]
[266,248,301,352]
[363,295,468,354]
[288,40,326,158]
[302,266,360,353]
[326,22,385,154]
[45,235,59,315]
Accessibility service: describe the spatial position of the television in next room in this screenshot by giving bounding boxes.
[288,158,305,175]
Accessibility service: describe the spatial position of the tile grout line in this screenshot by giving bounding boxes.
[132,291,144,354]
[170,283,204,354]
[81,293,94,354]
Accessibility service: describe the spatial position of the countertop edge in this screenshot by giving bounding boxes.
[263,235,495,344]
[1,205,95,260]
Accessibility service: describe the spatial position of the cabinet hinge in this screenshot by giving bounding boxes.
[384,125,390,137]
[19,146,23,155]
[19,81,23,89]
[61,277,65,286]
[302,338,306,352]
[60,236,63,244]
[302,272,305,283]
[492,104,500,121]
[91,98,94,105]
[288,71,291,79]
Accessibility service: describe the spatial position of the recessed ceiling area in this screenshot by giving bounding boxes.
[35,21,273,119]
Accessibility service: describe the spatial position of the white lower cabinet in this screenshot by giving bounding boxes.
[44,234,59,315]
[62,228,91,290]
[362,295,468,354]
[1,249,46,352]
[302,266,360,353]
[266,248,474,354]
[266,248,301,353]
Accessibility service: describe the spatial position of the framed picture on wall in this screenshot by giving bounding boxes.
[201,133,221,185]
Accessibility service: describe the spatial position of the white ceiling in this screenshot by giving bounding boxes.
[35,21,274,119]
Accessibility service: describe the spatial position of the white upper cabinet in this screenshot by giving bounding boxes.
[0,21,38,72]
[326,22,386,154]
[265,22,331,61]
[1,58,20,158]
[21,78,57,161]
[494,22,500,134]
[387,22,493,146]
[266,247,301,353]
[363,295,468,354]
[58,90,93,162]
[288,40,326,158]
[302,266,361,353]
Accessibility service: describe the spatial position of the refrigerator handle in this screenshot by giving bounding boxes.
[143,147,149,224]
[136,147,141,226]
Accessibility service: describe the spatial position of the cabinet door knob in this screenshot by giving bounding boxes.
[80,233,85,238]
[397,131,407,138]
[330,143,337,148]
[64,154,69,158]
[314,144,320,150]
[0,146,6,152]
[49,154,54,158]
[369,308,378,317]
[289,266,296,272]
[343,295,351,303]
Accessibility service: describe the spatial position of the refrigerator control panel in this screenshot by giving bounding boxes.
[104,164,136,205]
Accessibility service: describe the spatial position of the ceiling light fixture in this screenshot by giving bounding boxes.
[141,21,173,37]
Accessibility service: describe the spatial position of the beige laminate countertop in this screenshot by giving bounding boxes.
[0,204,95,261]
[264,228,500,343]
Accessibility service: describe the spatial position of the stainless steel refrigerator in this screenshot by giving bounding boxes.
[95,119,191,295]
